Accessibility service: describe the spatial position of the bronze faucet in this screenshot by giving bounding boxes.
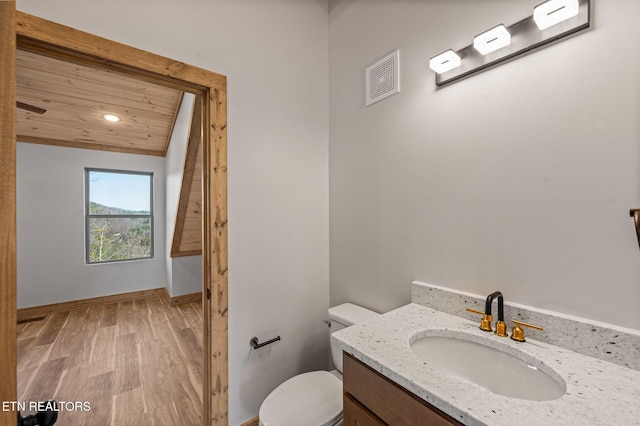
[466,291,508,337]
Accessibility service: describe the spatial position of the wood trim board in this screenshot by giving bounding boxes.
[6,11,229,425]
[172,249,203,258]
[163,288,203,307]
[203,85,229,424]
[0,3,17,426]
[239,417,259,426]
[17,288,167,322]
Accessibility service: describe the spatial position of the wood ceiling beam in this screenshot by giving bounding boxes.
[16,11,225,93]
[16,135,165,157]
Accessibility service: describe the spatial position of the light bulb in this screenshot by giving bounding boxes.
[103,114,121,122]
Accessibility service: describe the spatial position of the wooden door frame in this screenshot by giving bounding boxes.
[0,3,17,426]
[0,10,228,425]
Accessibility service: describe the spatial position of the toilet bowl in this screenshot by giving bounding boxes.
[258,303,380,426]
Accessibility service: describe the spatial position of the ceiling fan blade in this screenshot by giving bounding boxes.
[16,101,47,114]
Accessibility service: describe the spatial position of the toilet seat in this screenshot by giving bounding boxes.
[258,371,343,426]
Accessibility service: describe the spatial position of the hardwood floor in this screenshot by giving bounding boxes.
[17,295,203,425]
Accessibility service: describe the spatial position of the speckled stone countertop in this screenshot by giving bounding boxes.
[411,281,640,371]
[332,303,640,426]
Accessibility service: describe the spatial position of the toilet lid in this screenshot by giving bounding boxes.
[259,371,343,426]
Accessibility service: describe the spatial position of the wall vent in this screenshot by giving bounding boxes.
[365,50,400,107]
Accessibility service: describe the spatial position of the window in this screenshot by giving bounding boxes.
[85,168,153,264]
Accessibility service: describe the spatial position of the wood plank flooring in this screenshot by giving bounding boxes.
[17,295,203,425]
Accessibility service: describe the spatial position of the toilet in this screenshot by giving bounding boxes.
[258,303,380,426]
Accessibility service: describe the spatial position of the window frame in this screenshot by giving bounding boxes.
[84,167,154,264]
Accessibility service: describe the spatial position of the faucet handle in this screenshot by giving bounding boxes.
[510,320,543,342]
[494,320,508,338]
[465,307,493,332]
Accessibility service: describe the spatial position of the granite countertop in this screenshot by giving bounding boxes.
[332,303,640,426]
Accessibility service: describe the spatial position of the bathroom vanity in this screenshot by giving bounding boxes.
[333,283,640,426]
[343,352,462,425]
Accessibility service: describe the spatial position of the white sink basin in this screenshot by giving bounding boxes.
[410,330,566,401]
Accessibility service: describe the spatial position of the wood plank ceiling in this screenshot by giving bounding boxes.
[16,49,183,156]
[16,49,202,256]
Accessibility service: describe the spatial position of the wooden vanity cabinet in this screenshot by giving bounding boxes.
[343,353,464,426]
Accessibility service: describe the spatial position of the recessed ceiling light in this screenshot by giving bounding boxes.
[103,114,120,122]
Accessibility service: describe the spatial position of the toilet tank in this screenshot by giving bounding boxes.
[328,303,380,373]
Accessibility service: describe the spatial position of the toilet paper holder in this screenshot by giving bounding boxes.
[250,335,281,350]
[631,209,640,251]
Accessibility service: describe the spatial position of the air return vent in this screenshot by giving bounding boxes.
[365,50,400,107]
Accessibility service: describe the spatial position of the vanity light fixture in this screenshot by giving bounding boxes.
[430,0,590,86]
[534,0,580,30]
[473,25,511,55]
[429,49,461,74]
[102,114,121,122]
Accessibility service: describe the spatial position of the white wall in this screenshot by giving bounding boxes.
[16,1,330,423]
[329,0,640,330]
[16,142,166,307]
[164,93,201,297]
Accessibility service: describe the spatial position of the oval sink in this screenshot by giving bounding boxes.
[410,330,566,401]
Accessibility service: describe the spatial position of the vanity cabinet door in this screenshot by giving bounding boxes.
[343,353,463,426]
[343,393,386,426]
